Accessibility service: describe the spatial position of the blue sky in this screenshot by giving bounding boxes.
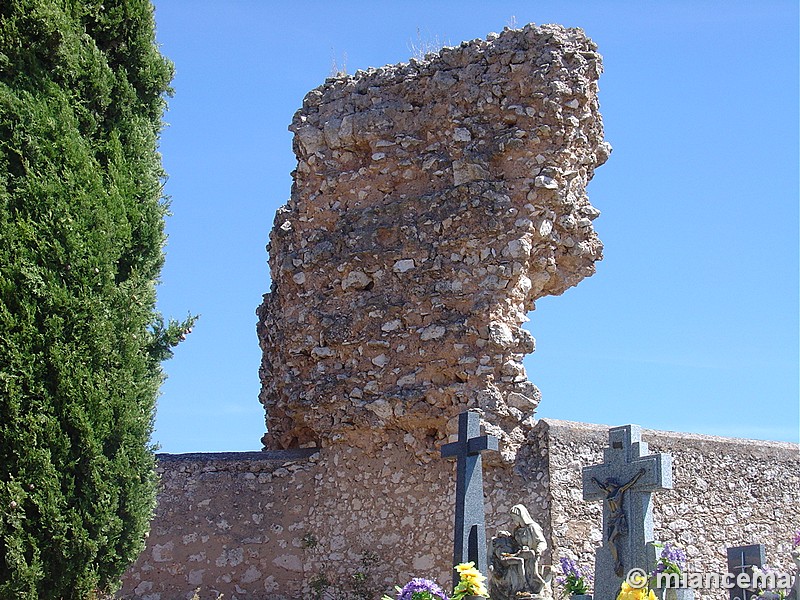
[150,1,799,452]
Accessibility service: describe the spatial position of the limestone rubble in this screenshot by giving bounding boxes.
[257,24,611,458]
[116,24,800,600]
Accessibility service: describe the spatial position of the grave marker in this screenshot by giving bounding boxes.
[441,411,498,588]
[727,544,765,600]
[583,425,673,600]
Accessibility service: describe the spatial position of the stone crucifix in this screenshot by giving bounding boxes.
[583,425,673,600]
[441,411,498,588]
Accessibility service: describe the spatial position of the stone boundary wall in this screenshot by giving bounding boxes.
[119,450,319,600]
[119,424,799,600]
[542,420,800,600]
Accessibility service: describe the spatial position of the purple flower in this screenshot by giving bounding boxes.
[651,543,686,578]
[558,556,592,595]
[752,567,783,597]
[559,557,580,580]
[793,530,800,548]
[753,593,782,600]
[397,578,450,600]
[662,543,685,563]
[661,543,686,570]
[558,557,591,581]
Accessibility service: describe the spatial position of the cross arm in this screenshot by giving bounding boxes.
[468,434,498,455]
[631,453,673,491]
[582,453,673,501]
[582,466,608,501]
[441,434,498,459]
[441,441,460,459]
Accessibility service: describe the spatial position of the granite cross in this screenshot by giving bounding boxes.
[727,544,765,600]
[441,411,498,588]
[583,425,673,600]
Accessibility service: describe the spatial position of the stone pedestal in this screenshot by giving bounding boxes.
[661,587,695,600]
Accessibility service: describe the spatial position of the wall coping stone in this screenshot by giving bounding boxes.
[536,418,799,454]
[156,448,319,463]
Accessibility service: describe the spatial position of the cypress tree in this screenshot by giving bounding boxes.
[0,1,192,597]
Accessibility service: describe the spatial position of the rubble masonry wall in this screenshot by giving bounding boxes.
[120,22,798,600]
[119,422,799,600]
[256,24,609,458]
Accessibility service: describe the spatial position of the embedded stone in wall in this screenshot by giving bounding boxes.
[119,424,800,600]
[256,24,611,457]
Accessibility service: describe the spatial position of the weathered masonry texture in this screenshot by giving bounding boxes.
[256,24,609,458]
[119,421,800,599]
[118,23,798,600]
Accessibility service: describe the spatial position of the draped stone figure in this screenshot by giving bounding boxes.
[489,530,527,599]
[488,504,552,600]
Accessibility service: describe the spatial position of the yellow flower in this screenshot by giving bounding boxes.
[455,562,489,597]
[627,572,648,589]
[473,581,489,596]
[616,581,657,600]
[455,562,480,576]
[456,563,484,583]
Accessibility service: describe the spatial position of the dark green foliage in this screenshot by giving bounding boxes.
[0,1,192,597]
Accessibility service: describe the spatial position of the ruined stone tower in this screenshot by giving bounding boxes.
[257,24,610,459]
[119,24,800,600]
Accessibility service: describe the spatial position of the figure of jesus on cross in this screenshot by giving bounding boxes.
[583,425,673,600]
[591,467,646,577]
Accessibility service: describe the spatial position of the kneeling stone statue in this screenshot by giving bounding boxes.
[489,504,553,600]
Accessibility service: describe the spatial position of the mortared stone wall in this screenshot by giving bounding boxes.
[118,422,800,599]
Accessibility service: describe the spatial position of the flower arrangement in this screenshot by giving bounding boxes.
[558,557,592,596]
[653,543,687,578]
[381,577,450,600]
[751,566,788,600]
[749,531,799,600]
[616,579,657,600]
[616,543,685,600]
[382,562,489,600]
[451,562,489,600]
